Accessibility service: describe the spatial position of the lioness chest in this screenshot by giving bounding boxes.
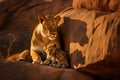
[31,23,60,53]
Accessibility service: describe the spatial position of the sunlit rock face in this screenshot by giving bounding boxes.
[57,0,120,79]
[73,0,120,11]
[58,8,120,68]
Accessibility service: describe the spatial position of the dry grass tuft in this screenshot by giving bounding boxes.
[7,33,16,57]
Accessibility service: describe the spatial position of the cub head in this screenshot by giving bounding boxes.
[38,15,61,40]
[43,44,57,56]
[43,43,66,61]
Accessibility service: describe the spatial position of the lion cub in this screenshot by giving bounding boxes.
[43,44,69,68]
[30,15,61,64]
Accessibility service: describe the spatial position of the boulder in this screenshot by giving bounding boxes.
[73,0,120,11]
[58,8,120,69]
[57,5,120,80]
[0,62,94,80]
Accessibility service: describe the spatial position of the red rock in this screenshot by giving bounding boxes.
[73,0,120,11]
[58,8,120,69]
[0,62,94,80]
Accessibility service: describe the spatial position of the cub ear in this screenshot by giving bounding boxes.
[38,15,46,23]
[54,16,61,24]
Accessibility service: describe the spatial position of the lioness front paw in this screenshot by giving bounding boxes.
[17,58,26,62]
[61,64,69,68]
[32,61,42,64]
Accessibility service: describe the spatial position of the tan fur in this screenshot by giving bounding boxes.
[43,44,69,68]
[6,50,30,62]
[30,15,61,64]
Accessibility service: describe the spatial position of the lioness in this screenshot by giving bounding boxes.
[30,15,61,64]
[43,44,69,68]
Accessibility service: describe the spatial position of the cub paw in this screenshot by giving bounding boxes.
[61,64,69,68]
[52,63,61,68]
[42,60,51,65]
[53,63,69,68]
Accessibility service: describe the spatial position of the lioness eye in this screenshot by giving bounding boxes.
[52,33,55,35]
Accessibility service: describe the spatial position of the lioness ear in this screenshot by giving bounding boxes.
[54,16,61,24]
[38,15,46,23]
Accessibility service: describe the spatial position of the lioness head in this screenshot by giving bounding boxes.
[38,15,61,40]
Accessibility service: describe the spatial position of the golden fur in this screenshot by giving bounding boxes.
[43,44,69,68]
[30,15,61,64]
[6,50,30,62]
